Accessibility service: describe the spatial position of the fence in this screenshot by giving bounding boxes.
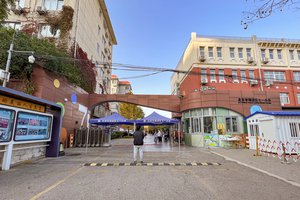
[74,127,111,147]
[258,137,300,162]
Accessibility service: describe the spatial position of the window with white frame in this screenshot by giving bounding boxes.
[16,0,25,7]
[40,24,60,38]
[201,69,207,79]
[280,93,290,104]
[261,49,266,58]
[249,70,255,80]
[264,71,286,82]
[217,47,222,58]
[277,49,282,60]
[44,0,64,10]
[290,50,295,60]
[238,48,243,59]
[269,49,274,59]
[208,47,213,57]
[289,122,299,138]
[219,69,225,81]
[297,93,300,104]
[249,124,259,137]
[246,48,251,58]
[210,69,216,81]
[294,71,300,82]
[297,50,300,60]
[241,70,246,81]
[232,69,238,81]
[199,46,205,57]
[2,22,21,30]
[230,47,235,59]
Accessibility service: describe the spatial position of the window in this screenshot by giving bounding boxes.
[264,71,286,82]
[208,47,213,57]
[280,93,290,104]
[192,118,200,133]
[297,93,300,104]
[219,69,225,81]
[44,0,64,10]
[210,69,216,81]
[2,22,21,30]
[298,50,300,60]
[261,49,266,58]
[217,47,222,58]
[238,48,243,59]
[230,48,235,59]
[232,69,238,81]
[16,0,25,7]
[294,72,300,82]
[249,124,259,137]
[269,49,274,59]
[241,70,246,81]
[277,49,282,60]
[289,123,299,138]
[246,48,252,58]
[249,70,255,80]
[201,69,207,79]
[199,46,205,57]
[40,25,60,38]
[226,117,238,132]
[203,117,213,133]
[290,50,295,60]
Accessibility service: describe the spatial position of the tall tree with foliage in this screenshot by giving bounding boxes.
[0,0,14,21]
[120,103,144,120]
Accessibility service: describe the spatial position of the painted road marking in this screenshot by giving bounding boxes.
[83,162,221,167]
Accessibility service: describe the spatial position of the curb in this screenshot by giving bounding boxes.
[210,150,300,188]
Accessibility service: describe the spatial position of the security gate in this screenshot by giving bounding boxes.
[74,128,111,147]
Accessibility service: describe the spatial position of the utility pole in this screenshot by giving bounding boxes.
[2,43,14,87]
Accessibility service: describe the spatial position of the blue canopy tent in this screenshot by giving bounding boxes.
[89,113,134,126]
[135,112,179,126]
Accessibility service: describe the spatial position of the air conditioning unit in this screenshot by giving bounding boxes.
[265,80,273,87]
[201,77,208,85]
[199,55,206,62]
[247,57,254,63]
[37,6,47,15]
[262,57,269,64]
[250,79,258,86]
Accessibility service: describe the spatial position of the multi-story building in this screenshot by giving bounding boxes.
[109,75,132,113]
[171,32,300,146]
[3,0,117,117]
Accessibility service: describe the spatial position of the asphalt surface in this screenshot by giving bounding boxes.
[1,135,300,200]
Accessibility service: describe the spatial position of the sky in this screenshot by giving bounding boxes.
[105,0,300,117]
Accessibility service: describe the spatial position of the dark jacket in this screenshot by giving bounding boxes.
[133,130,144,145]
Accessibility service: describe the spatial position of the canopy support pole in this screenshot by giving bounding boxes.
[85,112,91,154]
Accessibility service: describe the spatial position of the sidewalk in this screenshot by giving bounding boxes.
[210,148,300,187]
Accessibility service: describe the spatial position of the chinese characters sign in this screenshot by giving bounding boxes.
[0,95,45,112]
[238,98,271,104]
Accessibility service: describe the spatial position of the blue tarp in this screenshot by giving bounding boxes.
[135,112,179,126]
[89,113,134,125]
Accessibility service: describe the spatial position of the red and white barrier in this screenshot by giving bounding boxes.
[245,136,249,149]
[258,137,300,162]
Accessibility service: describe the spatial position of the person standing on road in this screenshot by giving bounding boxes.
[133,125,144,164]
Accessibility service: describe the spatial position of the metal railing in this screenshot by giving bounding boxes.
[74,127,111,147]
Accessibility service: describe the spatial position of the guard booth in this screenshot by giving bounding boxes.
[0,86,62,170]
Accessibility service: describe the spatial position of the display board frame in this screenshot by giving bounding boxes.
[0,107,15,143]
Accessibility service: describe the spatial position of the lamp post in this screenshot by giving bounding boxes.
[2,43,14,87]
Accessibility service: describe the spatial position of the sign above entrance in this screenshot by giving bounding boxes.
[0,95,45,112]
[200,86,216,92]
[238,98,271,104]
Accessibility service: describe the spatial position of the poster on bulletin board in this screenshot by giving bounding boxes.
[14,112,52,141]
[0,108,15,142]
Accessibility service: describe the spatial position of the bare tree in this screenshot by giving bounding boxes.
[242,0,300,29]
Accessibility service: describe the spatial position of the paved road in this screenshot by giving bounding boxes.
[1,135,300,200]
